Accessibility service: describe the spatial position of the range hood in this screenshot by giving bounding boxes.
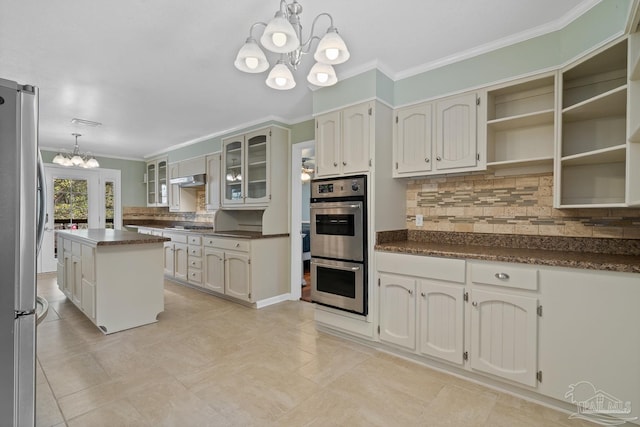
[169,173,206,188]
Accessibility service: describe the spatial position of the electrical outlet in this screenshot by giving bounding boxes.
[415,214,423,227]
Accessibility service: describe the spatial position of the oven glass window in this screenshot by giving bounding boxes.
[316,266,356,298]
[315,214,355,236]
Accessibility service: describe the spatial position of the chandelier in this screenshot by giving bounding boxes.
[52,133,100,168]
[301,158,314,181]
[234,0,350,90]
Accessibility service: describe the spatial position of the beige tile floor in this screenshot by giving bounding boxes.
[35,273,594,427]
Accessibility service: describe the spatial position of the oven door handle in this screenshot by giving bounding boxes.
[311,261,361,271]
[310,204,361,210]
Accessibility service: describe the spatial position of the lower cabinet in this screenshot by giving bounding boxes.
[163,233,188,282]
[203,248,224,293]
[379,274,416,350]
[224,251,251,302]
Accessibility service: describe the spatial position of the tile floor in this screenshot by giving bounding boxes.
[35,273,594,426]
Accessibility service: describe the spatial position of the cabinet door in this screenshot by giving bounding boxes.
[205,154,221,210]
[379,274,416,350]
[316,111,341,177]
[62,252,73,297]
[81,278,96,321]
[157,159,168,207]
[341,103,371,174]
[435,93,478,171]
[418,280,464,365]
[168,163,181,212]
[163,242,175,276]
[203,248,224,293]
[470,289,538,387]
[222,136,245,205]
[245,129,270,205]
[71,255,82,305]
[395,103,433,175]
[224,252,251,302]
[174,243,188,282]
[146,161,157,206]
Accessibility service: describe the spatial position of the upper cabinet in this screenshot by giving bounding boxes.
[393,92,485,177]
[146,157,168,207]
[221,126,289,208]
[315,101,372,177]
[556,36,640,207]
[485,73,556,170]
[205,153,221,211]
[168,157,204,212]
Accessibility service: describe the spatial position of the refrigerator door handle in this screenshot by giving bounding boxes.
[36,151,46,255]
[15,309,36,319]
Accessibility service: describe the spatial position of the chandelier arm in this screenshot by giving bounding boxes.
[247,21,268,38]
[299,35,322,55]
[300,12,334,48]
[279,0,289,15]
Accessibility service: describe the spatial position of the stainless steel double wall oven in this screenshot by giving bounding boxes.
[310,175,367,315]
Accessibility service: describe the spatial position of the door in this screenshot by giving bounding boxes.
[341,103,370,174]
[225,252,251,301]
[40,166,120,273]
[435,93,478,170]
[168,163,181,211]
[310,201,364,261]
[146,161,156,206]
[379,274,416,350]
[204,248,224,293]
[174,243,188,282]
[163,242,175,276]
[245,129,271,204]
[395,103,433,175]
[157,159,168,207]
[222,136,245,205]
[470,288,538,387]
[315,111,341,177]
[418,280,464,364]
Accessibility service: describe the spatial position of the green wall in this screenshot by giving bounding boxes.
[41,150,147,207]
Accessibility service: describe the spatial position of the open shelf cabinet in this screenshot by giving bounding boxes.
[485,73,555,170]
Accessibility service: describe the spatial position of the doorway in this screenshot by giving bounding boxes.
[39,165,121,272]
[290,140,315,302]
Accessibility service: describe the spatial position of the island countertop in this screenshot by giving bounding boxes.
[56,229,170,246]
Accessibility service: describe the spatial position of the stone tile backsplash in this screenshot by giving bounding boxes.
[406,172,640,239]
[123,191,216,224]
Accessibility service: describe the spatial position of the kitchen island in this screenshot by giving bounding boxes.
[56,229,170,334]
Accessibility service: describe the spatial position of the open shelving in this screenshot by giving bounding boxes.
[485,73,555,171]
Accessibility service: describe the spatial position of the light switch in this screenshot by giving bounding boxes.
[415,214,423,226]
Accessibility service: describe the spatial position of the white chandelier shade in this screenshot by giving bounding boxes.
[234,0,349,90]
[266,60,297,90]
[307,62,337,86]
[234,38,270,73]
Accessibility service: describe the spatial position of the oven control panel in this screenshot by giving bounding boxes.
[312,176,366,199]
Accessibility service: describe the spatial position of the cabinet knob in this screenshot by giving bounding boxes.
[421,292,426,297]
[425,158,430,163]
[436,156,442,161]
[472,301,478,307]
[342,161,347,166]
[235,243,240,247]
[333,162,338,167]
[408,289,413,295]
[495,272,510,280]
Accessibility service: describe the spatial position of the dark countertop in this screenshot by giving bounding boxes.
[127,224,288,239]
[57,229,170,246]
[375,230,640,274]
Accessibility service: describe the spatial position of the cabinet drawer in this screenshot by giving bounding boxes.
[376,252,466,283]
[163,232,188,243]
[188,235,202,245]
[63,238,72,251]
[188,246,202,257]
[72,241,81,256]
[470,262,538,291]
[188,258,202,269]
[187,269,202,283]
[203,237,250,252]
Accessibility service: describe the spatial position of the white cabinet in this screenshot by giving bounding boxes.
[80,244,96,321]
[485,73,556,170]
[205,153,221,211]
[556,36,640,207]
[224,251,251,302]
[163,231,188,282]
[418,280,465,365]
[379,274,416,350]
[146,157,168,207]
[168,160,199,213]
[203,247,224,293]
[393,92,484,177]
[187,235,203,286]
[316,101,372,177]
[221,126,288,208]
[377,252,466,363]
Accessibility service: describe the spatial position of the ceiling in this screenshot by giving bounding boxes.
[0,0,595,160]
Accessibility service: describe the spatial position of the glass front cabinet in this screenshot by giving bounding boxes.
[146,157,168,207]
[222,128,271,206]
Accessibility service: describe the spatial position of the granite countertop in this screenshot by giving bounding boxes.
[127,224,288,239]
[57,229,170,246]
[376,230,640,274]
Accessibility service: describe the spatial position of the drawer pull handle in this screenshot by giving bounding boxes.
[235,243,240,247]
[495,273,509,280]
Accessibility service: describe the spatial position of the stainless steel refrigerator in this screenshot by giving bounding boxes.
[0,78,46,426]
